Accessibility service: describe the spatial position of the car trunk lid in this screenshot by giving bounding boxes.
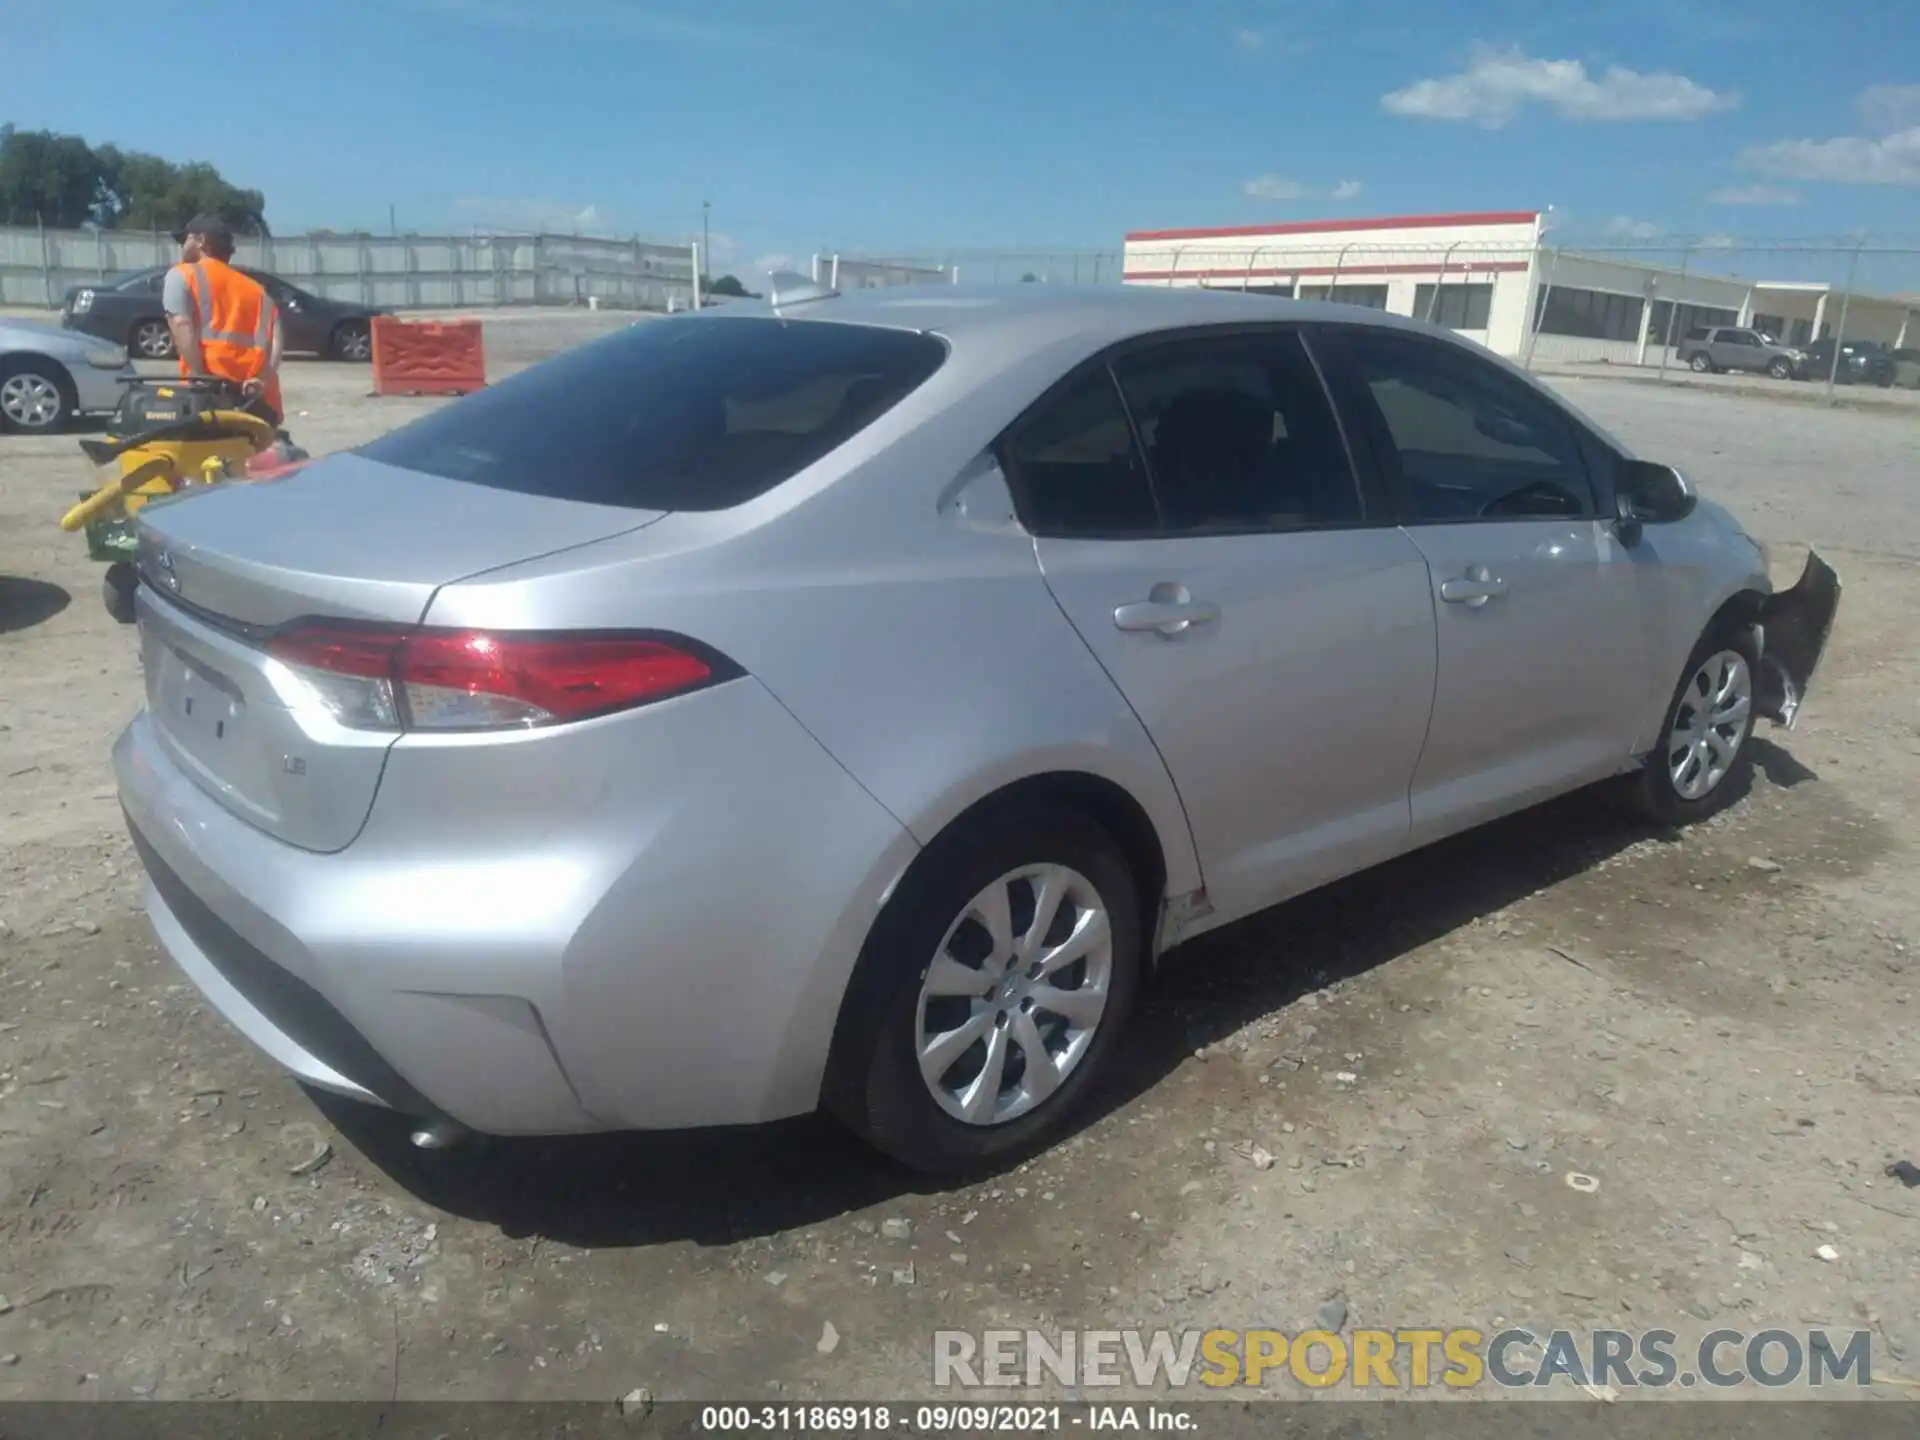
[132,453,665,851]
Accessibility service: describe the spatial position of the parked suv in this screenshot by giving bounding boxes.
[1675,326,1805,379]
[1802,337,1897,387]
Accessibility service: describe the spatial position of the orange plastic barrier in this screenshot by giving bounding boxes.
[370,317,487,396]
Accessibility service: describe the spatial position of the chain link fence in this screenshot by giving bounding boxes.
[0,222,702,312]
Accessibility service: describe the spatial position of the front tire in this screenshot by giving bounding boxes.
[1628,624,1760,827]
[1767,357,1793,379]
[827,806,1143,1173]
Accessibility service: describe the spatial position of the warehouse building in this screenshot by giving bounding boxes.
[1121,210,1917,368]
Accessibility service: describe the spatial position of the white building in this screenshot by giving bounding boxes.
[1122,209,1918,367]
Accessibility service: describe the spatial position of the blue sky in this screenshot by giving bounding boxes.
[10,0,1919,274]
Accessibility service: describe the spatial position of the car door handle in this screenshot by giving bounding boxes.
[1439,567,1508,608]
[1114,585,1221,637]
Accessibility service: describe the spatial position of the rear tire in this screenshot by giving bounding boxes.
[330,321,372,362]
[130,318,176,361]
[826,806,1143,1173]
[103,562,138,624]
[1689,353,1715,374]
[1627,622,1760,828]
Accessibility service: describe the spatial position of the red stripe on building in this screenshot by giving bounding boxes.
[1123,211,1541,243]
[1119,260,1535,283]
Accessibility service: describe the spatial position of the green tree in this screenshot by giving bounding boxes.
[0,126,104,227]
[705,273,757,298]
[95,145,269,235]
[0,126,269,234]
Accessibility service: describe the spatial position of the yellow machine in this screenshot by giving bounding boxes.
[60,376,303,622]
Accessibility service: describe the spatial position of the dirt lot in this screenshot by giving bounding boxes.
[1,317,1916,1405]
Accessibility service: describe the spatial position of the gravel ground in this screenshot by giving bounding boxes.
[1,319,1915,1405]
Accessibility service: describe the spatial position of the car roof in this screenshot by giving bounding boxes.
[705,282,1467,354]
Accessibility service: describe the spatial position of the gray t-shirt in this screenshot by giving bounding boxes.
[161,266,193,321]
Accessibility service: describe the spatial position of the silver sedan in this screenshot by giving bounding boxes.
[115,281,1838,1171]
[0,317,134,432]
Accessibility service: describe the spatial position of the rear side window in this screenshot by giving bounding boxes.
[358,316,947,511]
[998,368,1159,536]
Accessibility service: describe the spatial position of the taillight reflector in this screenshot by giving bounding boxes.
[266,625,726,732]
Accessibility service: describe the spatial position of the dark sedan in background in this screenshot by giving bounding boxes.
[1802,336,1897,387]
[60,266,388,363]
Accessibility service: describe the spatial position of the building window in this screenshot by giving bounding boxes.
[1298,283,1391,309]
[1412,282,1494,330]
[1533,285,1646,342]
[1647,300,1739,345]
[1753,312,1788,343]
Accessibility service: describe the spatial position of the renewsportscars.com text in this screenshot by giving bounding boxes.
[933,1327,1875,1391]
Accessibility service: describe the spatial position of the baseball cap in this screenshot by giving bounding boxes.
[172,214,235,245]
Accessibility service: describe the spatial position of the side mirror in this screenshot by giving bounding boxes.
[1614,459,1697,544]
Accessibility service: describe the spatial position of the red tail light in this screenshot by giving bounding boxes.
[267,625,732,732]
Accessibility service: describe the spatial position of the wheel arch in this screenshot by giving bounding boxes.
[819,765,1173,1126]
[902,770,1172,955]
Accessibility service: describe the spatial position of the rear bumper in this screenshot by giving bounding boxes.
[116,676,920,1136]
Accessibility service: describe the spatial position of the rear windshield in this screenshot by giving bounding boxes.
[358,315,947,511]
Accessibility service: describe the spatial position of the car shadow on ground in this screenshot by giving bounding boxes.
[316,782,1711,1250]
[0,576,72,634]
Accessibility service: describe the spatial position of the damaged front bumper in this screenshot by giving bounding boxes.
[1755,550,1841,729]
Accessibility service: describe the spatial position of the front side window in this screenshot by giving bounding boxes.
[1327,331,1595,522]
[1111,332,1363,534]
[360,316,947,511]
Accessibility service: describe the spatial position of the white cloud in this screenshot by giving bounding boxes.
[1707,183,1803,205]
[1241,175,1361,202]
[1381,44,1735,128]
[454,196,602,232]
[1738,127,1920,185]
[1858,83,1920,133]
[1605,216,1665,240]
[1242,175,1307,200]
[1235,28,1264,51]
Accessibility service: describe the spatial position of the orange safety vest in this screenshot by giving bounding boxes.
[175,256,283,415]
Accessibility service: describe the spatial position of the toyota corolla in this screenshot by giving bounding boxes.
[116,280,1838,1171]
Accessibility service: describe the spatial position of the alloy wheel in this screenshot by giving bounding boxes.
[1668,650,1752,801]
[0,372,63,429]
[914,863,1114,1126]
[134,320,174,358]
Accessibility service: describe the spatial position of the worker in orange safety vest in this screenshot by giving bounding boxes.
[163,214,285,425]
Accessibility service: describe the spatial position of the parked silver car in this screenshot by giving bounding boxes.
[1675,325,1806,380]
[116,282,1839,1171]
[0,317,135,433]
